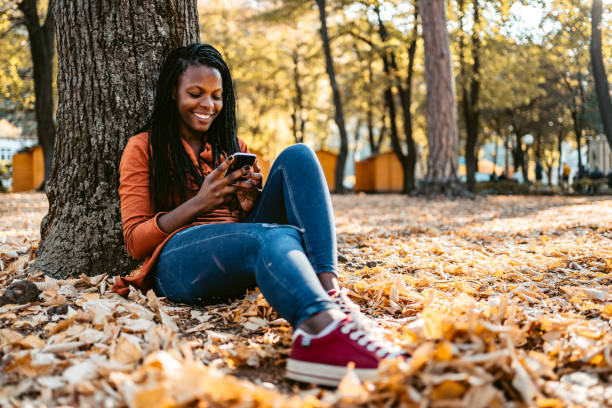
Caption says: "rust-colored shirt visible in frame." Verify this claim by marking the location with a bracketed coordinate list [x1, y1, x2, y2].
[111, 132, 256, 297]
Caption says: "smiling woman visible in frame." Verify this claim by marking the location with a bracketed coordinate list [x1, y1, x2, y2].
[112, 43, 406, 387]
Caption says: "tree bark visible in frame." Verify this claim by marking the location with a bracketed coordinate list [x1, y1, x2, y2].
[419, 0, 466, 196]
[18, 0, 55, 190]
[36, 0, 199, 279]
[315, 0, 349, 193]
[458, 0, 481, 193]
[590, 0, 612, 149]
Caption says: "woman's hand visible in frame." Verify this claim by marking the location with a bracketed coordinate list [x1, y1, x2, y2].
[157, 156, 251, 234]
[236, 171, 263, 214]
[194, 156, 252, 214]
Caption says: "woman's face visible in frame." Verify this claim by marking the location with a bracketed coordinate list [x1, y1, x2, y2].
[174, 64, 223, 139]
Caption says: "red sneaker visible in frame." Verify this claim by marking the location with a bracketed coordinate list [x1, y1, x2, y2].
[285, 317, 404, 386]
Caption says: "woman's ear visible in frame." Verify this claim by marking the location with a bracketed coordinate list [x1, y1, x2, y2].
[171, 87, 177, 100]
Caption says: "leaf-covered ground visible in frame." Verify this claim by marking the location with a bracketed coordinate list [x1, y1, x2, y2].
[1, 193, 611, 407]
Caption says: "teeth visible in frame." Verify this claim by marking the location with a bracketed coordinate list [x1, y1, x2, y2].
[195, 113, 213, 120]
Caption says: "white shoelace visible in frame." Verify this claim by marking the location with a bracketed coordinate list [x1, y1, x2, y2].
[329, 288, 377, 330]
[339, 319, 404, 359]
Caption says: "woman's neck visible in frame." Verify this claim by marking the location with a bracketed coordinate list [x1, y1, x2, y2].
[178, 124, 206, 152]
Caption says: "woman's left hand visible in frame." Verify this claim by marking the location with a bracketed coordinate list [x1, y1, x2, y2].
[236, 171, 263, 213]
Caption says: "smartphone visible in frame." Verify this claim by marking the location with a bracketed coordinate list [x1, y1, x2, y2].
[224, 152, 256, 177]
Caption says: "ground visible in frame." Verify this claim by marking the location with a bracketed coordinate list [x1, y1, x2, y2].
[1, 193, 611, 407]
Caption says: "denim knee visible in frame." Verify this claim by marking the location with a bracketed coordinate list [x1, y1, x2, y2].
[259, 226, 303, 259]
[278, 143, 317, 165]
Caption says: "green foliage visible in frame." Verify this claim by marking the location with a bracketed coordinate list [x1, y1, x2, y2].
[0, 1, 36, 134]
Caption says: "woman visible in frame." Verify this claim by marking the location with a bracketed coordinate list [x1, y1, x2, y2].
[112, 43, 402, 386]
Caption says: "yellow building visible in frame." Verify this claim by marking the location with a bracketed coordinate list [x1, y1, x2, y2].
[249, 150, 271, 184]
[315, 150, 337, 191]
[12, 145, 44, 192]
[355, 152, 403, 192]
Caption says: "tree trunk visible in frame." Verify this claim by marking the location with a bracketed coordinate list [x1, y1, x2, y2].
[375, 6, 418, 193]
[315, 0, 348, 193]
[590, 0, 612, 149]
[419, 0, 466, 196]
[36, 0, 199, 279]
[558, 128, 564, 184]
[399, 6, 419, 193]
[291, 48, 305, 144]
[18, 0, 56, 190]
[504, 133, 510, 177]
[458, 0, 481, 193]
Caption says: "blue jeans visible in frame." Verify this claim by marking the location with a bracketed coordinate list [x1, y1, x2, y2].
[153, 144, 339, 327]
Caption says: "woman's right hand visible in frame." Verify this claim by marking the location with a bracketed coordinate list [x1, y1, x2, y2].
[194, 155, 252, 214]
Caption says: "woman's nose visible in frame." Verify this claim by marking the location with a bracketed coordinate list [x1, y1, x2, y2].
[199, 96, 214, 110]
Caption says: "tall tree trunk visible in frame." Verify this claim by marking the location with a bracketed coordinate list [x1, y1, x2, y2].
[18, 0, 55, 190]
[399, 5, 419, 193]
[375, 6, 418, 193]
[291, 48, 305, 144]
[315, 0, 348, 193]
[590, 0, 612, 149]
[458, 0, 481, 193]
[36, 0, 199, 279]
[504, 133, 510, 177]
[419, 0, 465, 196]
[558, 128, 564, 184]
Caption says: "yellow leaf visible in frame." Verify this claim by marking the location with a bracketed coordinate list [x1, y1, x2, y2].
[431, 380, 466, 400]
[433, 341, 454, 361]
[536, 397, 565, 408]
[408, 342, 434, 372]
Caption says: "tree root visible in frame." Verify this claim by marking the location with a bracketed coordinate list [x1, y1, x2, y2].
[416, 180, 475, 199]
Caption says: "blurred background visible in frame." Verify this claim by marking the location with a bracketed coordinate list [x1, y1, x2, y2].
[1, 0, 611, 194]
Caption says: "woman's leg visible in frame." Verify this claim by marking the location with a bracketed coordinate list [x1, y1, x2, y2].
[247, 144, 338, 290]
[153, 222, 339, 327]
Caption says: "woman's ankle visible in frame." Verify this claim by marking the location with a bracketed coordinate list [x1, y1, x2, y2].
[297, 309, 345, 335]
[318, 272, 340, 292]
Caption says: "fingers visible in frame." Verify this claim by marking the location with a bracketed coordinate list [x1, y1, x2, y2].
[226, 165, 252, 183]
[212, 155, 236, 179]
[249, 172, 263, 185]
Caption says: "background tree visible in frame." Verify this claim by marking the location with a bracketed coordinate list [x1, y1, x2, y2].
[1, 0, 55, 188]
[419, 0, 464, 196]
[36, 0, 199, 278]
[0, 3, 35, 133]
[315, 0, 349, 193]
[590, 0, 612, 149]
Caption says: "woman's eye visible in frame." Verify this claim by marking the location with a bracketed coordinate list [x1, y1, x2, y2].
[188, 92, 200, 98]
[213, 94, 222, 100]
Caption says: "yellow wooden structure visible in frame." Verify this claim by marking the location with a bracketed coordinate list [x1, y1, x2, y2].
[355, 152, 403, 192]
[315, 150, 337, 191]
[249, 149, 271, 183]
[12, 145, 44, 192]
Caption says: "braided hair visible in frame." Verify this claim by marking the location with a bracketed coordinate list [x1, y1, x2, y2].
[142, 43, 240, 211]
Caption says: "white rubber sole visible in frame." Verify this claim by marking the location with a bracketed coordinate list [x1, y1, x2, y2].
[285, 359, 378, 386]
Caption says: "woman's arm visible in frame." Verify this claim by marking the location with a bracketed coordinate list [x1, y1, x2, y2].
[119, 136, 170, 259]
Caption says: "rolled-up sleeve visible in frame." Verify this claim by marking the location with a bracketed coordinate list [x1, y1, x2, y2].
[119, 135, 169, 260]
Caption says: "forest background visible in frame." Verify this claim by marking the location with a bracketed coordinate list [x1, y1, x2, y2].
[1, 0, 611, 194]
